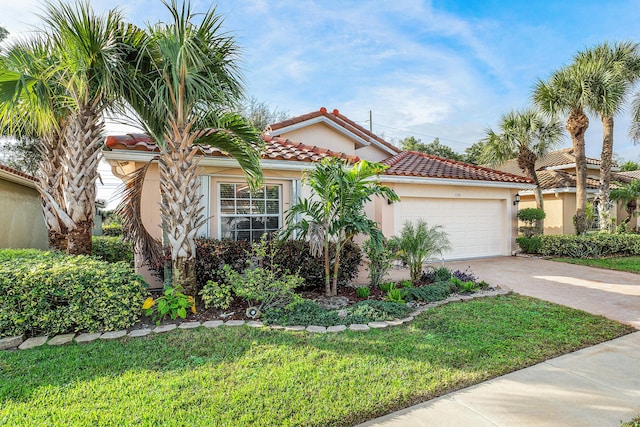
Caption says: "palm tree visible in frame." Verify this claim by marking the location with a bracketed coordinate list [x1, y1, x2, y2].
[533, 61, 600, 234]
[574, 42, 640, 231]
[120, 0, 263, 296]
[283, 158, 398, 296]
[610, 180, 640, 229]
[0, 1, 130, 254]
[480, 108, 564, 227]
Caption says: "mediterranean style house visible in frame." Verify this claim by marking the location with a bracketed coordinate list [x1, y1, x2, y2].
[103, 107, 532, 282]
[494, 148, 637, 234]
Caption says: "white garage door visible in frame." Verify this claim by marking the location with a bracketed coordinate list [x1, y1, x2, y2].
[395, 197, 507, 260]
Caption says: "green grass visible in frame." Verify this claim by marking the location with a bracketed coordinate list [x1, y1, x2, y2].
[0, 295, 632, 427]
[553, 256, 640, 273]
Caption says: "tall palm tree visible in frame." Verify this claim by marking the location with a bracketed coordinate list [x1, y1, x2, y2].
[481, 108, 564, 226]
[533, 61, 601, 234]
[0, 1, 130, 254]
[121, 0, 263, 296]
[574, 42, 640, 231]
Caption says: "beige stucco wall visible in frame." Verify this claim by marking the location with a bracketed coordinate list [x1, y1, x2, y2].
[355, 145, 393, 162]
[0, 177, 47, 249]
[279, 122, 357, 155]
[519, 194, 568, 235]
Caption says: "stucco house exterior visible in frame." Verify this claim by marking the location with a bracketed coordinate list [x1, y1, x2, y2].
[494, 148, 636, 235]
[103, 108, 532, 279]
[0, 164, 48, 249]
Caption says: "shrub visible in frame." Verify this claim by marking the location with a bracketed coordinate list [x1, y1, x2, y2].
[199, 281, 233, 310]
[434, 267, 452, 282]
[194, 238, 362, 293]
[516, 236, 542, 254]
[0, 249, 147, 338]
[406, 281, 453, 302]
[537, 233, 640, 258]
[389, 220, 451, 284]
[262, 299, 411, 327]
[102, 223, 123, 236]
[385, 287, 407, 303]
[356, 287, 370, 298]
[142, 286, 196, 325]
[451, 267, 478, 283]
[517, 208, 545, 237]
[92, 236, 134, 265]
[363, 237, 393, 289]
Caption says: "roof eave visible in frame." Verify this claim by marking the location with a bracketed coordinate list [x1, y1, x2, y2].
[379, 175, 535, 189]
[0, 168, 37, 189]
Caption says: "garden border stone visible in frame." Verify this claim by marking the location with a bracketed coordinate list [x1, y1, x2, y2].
[48, 334, 75, 346]
[19, 336, 48, 350]
[100, 330, 127, 340]
[75, 332, 102, 343]
[0, 335, 24, 350]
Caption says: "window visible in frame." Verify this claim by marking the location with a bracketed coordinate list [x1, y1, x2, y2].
[219, 183, 281, 241]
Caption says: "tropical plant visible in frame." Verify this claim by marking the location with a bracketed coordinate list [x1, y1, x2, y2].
[611, 180, 640, 228]
[574, 42, 640, 231]
[142, 286, 196, 325]
[480, 108, 563, 225]
[533, 61, 599, 234]
[283, 158, 399, 296]
[385, 287, 407, 303]
[389, 220, 451, 284]
[0, 2, 131, 254]
[119, 0, 263, 296]
[199, 280, 233, 310]
[363, 236, 393, 289]
[355, 286, 370, 298]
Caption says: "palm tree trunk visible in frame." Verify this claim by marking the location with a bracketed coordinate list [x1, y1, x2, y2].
[331, 239, 343, 296]
[159, 130, 205, 297]
[566, 108, 589, 234]
[324, 237, 331, 296]
[598, 115, 614, 232]
[519, 149, 545, 232]
[62, 106, 103, 255]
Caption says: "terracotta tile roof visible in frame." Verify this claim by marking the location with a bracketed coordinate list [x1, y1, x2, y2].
[536, 170, 601, 190]
[495, 148, 606, 176]
[381, 151, 533, 184]
[0, 163, 37, 182]
[267, 107, 401, 154]
[104, 133, 359, 163]
[616, 170, 640, 181]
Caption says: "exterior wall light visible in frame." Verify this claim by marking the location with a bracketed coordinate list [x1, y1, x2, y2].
[513, 193, 520, 206]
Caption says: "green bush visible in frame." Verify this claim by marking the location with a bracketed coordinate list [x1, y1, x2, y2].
[363, 237, 393, 288]
[406, 281, 454, 302]
[194, 238, 362, 293]
[200, 281, 233, 310]
[92, 236, 134, 265]
[517, 208, 545, 237]
[516, 236, 542, 254]
[537, 233, 640, 257]
[262, 299, 411, 327]
[0, 249, 147, 338]
[102, 223, 123, 236]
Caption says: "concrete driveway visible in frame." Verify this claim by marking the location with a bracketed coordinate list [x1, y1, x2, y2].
[444, 256, 640, 329]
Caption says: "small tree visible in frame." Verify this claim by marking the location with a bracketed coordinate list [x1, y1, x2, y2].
[363, 236, 393, 289]
[283, 158, 399, 296]
[389, 220, 451, 284]
[517, 208, 546, 237]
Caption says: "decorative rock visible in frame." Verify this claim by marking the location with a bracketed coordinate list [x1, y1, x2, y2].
[224, 320, 245, 327]
[19, 336, 48, 350]
[314, 296, 350, 310]
[178, 322, 201, 329]
[246, 321, 264, 328]
[75, 332, 102, 343]
[349, 324, 370, 332]
[399, 316, 414, 324]
[47, 333, 75, 346]
[129, 329, 152, 337]
[0, 335, 24, 350]
[368, 322, 388, 329]
[100, 330, 127, 340]
[326, 325, 347, 333]
[306, 325, 327, 333]
[385, 319, 404, 326]
[270, 325, 285, 330]
[459, 295, 474, 301]
[153, 324, 177, 334]
[283, 325, 305, 331]
[337, 309, 348, 319]
[202, 320, 224, 328]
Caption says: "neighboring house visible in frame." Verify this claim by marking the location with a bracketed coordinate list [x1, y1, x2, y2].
[494, 148, 632, 235]
[0, 164, 48, 249]
[103, 107, 531, 282]
[615, 170, 640, 231]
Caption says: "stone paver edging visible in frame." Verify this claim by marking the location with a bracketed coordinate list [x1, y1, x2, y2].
[1, 288, 511, 351]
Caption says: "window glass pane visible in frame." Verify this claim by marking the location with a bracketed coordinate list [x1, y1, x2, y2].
[236, 185, 251, 199]
[266, 200, 279, 214]
[251, 187, 265, 199]
[266, 186, 279, 200]
[219, 183, 282, 242]
[266, 217, 279, 229]
[220, 183, 235, 199]
[220, 199, 235, 214]
[252, 200, 266, 215]
[236, 200, 251, 215]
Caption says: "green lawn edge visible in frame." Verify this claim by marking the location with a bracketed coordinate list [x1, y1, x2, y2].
[0, 294, 634, 427]
[552, 256, 640, 274]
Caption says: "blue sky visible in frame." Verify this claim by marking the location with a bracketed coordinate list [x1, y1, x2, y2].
[3, 0, 640, 202]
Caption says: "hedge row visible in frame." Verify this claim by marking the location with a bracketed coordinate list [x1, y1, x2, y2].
[92, 236, 134, 265]
[0, 249, 147, 338]
[195, 238, 362, 293]
[518, 233, 640, 258]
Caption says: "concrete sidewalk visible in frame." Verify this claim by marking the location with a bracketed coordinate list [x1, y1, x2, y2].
[357, 257, 640, 426]
[357, 332, 640, 427]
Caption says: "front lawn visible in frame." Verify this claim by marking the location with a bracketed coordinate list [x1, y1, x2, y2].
[0, 295, 632, 427]
[552, 256, 640, 274]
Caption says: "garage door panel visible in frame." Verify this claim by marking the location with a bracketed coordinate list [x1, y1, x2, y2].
[396, 197, 506, 259]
